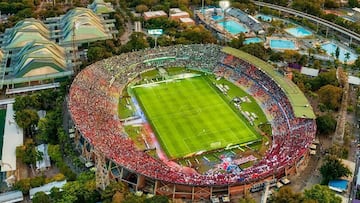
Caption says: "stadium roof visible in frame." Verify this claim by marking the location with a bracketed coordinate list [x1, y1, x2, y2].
[88, 0, 115, 14]
[60, 8, 113, 45]
[11, 41, 67, 78]
[1, 19, 50, 49]
[222, 47, 315, 119]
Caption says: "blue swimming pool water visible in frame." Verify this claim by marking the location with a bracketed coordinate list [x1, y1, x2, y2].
[285, 27, 312, 38]
[328, 179, 348, 191]
[255, 14, 272, 22]
[321, 42, 358, 63]
[218, 20, 248, 35]
[244, 37, 263, 44]
[212, 15, 223, 21]
[269, 39, 296, 50]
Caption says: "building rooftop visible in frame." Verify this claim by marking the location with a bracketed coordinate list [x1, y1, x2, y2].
[88, 0, 115, 14]
[144, 10, 167, 18]
[59, 8, 113, 45]
[180, 17, 194, 23]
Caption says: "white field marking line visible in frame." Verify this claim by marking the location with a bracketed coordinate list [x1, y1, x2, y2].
[182, 127, 233, 141]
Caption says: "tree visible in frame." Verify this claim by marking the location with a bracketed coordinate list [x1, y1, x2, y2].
[348, 0, 359, 7]
[179, 25, 217, 44]
[101, 181, 127, 203]
[324, 0, 339, 8]
[238, 194, 256, 203]
[317, 84, 342, 110]
[120, 32, 149, 53]
[14, 108, 39, 136]
[319, 156, 351, 184]
[16, 139, 40, 165]
[145, 195, 169, 203]
[241, 43, 268, 60]
[112, 191, 124, 203]
[316, 114, 337, 135]
[32, 191, 51, 203]
[122, 193, 145, 203]
[48, 144, 62, 163]
[344, 52, 350, 69]
[135, 4, 149, 14]
[353, 56, 360, 70]
[268, 187, 304, 203]
[87, 46, 106, 63]
[335, 46, 340, 59]
[312, 60, 322, 69]
[229, 33, 245, 49]
[283, 50, 301, 63]
[328, 144, 348, 159]
[54, 171, 100, 203]
[304, 184, 341, 203]
[14, 178, 31, 195]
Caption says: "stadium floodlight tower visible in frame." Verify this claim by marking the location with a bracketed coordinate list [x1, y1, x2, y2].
[219, 0, 230, 40]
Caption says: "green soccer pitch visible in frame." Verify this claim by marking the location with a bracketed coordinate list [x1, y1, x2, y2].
[132, 75, 260, 159]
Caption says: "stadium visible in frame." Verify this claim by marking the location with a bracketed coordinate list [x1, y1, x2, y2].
[67, 44, 316, 201]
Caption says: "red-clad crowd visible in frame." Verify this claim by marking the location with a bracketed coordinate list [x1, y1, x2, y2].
[68, 44, 316, 186]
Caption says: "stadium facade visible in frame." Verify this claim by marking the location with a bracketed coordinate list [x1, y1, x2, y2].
[66, 44, 316, 201]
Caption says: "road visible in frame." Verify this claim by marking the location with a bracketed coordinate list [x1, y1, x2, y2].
[253, 1, 360, 43]
[115, 0, 133, 45]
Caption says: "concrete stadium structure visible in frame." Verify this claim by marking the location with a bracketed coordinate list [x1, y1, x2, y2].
[67, 44, 316, 201]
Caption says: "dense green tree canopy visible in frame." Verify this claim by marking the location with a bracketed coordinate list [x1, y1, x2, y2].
[32, 191, 51, 203]
[268, 187, 304, 203]
[16, 139, 40, 165]
[317, 84, 342, 110]
[316, 114, 337, 135]
[240, 43, 268, 60]
[304, 184, 341, 203]
[319, 156, 351, 184]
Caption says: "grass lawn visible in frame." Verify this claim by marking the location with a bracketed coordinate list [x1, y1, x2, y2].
[132, 76, 260, 159]
[210, 77, 268, 127]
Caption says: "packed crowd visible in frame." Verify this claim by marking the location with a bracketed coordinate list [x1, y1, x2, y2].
[68, 44, 316, 186]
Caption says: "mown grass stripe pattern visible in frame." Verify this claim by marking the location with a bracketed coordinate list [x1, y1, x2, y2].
[133, 76, 258, 159]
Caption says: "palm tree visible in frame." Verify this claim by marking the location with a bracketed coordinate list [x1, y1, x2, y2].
[344, 52, 351, 70]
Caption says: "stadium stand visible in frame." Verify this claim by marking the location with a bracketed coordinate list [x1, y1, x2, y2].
[68, 44, 316, 188]
[226, 8, 263, 32]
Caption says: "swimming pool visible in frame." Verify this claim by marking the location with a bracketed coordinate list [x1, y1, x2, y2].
[212, 15, 223, 21]
[269, 39, 296, 50]
[244, 37, 263, 44]
[255, 14, 272, 22]
[285, 27, 312, 38]
[321, 42, 358, 63]
[218, 20, 248, 35]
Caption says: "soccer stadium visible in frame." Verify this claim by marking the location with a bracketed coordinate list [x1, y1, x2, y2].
[67, 44, 316, 201]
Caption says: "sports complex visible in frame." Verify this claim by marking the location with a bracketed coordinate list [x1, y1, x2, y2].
[67, 44, 316, 200]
